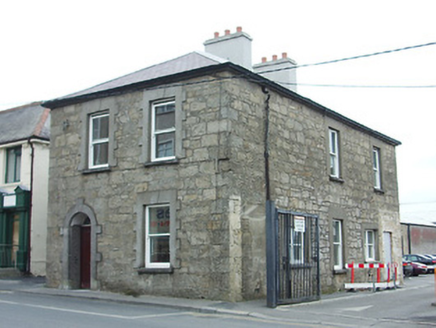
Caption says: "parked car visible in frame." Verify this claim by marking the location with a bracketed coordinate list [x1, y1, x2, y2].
[410, 262, 428, 276]
[403, 254, 435, 273]
[402, 261, 413, 277]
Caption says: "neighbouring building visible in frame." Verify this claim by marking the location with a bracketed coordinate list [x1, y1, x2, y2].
[42, 27, 402, 303]
[400, 202, 436, 255]
[0, 102, 50, 276]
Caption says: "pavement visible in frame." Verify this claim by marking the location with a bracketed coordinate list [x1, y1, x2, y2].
[0, 275, 404, 320]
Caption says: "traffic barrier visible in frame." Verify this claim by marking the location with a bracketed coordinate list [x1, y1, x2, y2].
[344, 262, 398, 291]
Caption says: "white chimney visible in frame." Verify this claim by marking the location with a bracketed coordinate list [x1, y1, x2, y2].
[204, 27, 253, 70]
[253, 52, 298, 92]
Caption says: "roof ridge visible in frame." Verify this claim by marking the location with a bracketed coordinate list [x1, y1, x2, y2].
[192, 50, 229, 63]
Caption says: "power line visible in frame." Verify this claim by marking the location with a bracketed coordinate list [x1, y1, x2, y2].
[282, 82, 436, 89]
[9, 41, 435, 108]
[259, 41, 436, 74]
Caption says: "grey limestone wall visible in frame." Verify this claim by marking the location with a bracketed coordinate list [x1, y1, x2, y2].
[223, 77, 402, 294]
[47, 71, 401, 301]
[47, 78, 244, 301]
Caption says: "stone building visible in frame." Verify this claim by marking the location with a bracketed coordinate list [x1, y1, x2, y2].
[0, 102, 50, 277]
[43, 28, 401, 303]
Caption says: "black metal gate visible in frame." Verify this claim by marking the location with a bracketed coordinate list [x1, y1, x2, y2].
[266, 202, 320, 307]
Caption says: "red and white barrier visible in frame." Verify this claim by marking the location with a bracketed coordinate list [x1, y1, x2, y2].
[346, 263, 386, 269]
[344, 262, 398, 290]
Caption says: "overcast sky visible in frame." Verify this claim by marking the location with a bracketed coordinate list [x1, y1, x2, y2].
[1, 0, 435, 212]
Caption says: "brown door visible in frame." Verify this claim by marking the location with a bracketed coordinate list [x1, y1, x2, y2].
[80, 225, 91, 289]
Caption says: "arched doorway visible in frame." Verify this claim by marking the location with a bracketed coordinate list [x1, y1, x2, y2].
[69, 214, 91, 289]
[63, 199, 101, 290]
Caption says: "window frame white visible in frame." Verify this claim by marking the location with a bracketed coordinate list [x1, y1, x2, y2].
[88, 112, 110, 169]
[145, 204, 171, 269]
[151, 100, 176, 162]
[329, 128, 340, 178]
[373, 147, 381, 189]
[332, 220, 343, 270]
[365, 230, 376, 261]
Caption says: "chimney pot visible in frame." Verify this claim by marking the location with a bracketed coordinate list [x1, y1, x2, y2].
[236, 26, 242, 33]
[272, 55, 278, 61]
[214, 32, 219, 38]
[225, 29, 230, 35]
[262, 57, 267, 63]
[282, 52, 287, 59]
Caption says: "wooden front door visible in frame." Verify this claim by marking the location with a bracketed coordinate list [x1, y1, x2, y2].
[80, 225, 91, 289]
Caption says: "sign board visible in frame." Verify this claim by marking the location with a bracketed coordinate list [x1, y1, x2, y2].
[294, 216, 305, 232]
[3, 194, 16, 207]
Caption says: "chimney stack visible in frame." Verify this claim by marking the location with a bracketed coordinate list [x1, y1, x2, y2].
[253, 53, 298, 92]
[204, 27, 297, 91]
[204, 27, 253, 70]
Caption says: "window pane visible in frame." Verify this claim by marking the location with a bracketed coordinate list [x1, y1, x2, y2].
[368, 246, 374, 259]
[6, 149, 15, 182]
[330, 155, 336, 176]
[148, 206, 170, 234]
[367, 231, 374, 244]
[374, 171, 380, 188]
[92, 115, 109, 140]
[373, 150, 378, 169]
[334, 244, 340, 266]
[330, 131, 336, 153]
[373, 148, 381, 188]
[15, 151, 21, 181]
[366, 230, 375, 260]
[155, 103, 175, 115]
[333, 221, 340, 243]
[156, 132, 175, 158]
[6, 147, 21, 183]
[93, 142, 109, 166]
[150, 236, 170, 263]
[333, 220, 342, 268]
[155, 107, 175, 131]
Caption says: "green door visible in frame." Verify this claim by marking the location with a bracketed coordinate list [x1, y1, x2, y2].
[0, 212, 19, 267]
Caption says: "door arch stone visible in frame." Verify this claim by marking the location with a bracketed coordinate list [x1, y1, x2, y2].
[62, 199, 101, 290]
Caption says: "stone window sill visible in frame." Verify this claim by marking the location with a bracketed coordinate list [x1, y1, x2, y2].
[137, 267, 174, 274]
[144, 159, 179, 167]
[82, 167, 111, 175]
[333, 269, 348, 275]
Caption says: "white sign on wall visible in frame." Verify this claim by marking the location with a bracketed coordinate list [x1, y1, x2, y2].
[294, 216, 305, 232]
[3, 194, 16, 207]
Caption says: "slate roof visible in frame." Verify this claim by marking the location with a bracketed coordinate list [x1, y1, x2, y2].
[61, 51, 227, 99]
[0, 102, 50, 145]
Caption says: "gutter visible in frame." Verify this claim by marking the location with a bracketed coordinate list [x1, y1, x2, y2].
[262, 86, 271, 201]
[0, 137, 50, 148]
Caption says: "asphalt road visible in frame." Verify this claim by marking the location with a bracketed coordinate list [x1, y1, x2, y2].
[0, 274, 435, 327]
[0, 291, 326, 328]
